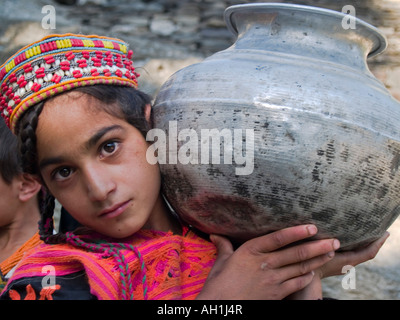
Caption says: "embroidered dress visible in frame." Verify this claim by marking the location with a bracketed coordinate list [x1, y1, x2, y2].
[0, 232, 42, 294]
[0, 227, 216, 300]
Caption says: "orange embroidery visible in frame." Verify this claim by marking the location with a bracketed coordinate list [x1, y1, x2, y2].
[9, 284, 36, 300]
[9, 284, 61, 300]
[0, 232, 42, 276]
[39, 285, 61, 300]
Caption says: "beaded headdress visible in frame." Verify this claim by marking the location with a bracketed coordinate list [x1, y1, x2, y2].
[0, 33, 139, 132]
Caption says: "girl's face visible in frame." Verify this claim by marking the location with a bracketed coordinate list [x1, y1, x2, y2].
[35, 92, 168, 238]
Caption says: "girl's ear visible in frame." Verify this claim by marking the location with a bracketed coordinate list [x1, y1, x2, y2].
[18, 173, 41, 202]
[144, 103, 152, 123]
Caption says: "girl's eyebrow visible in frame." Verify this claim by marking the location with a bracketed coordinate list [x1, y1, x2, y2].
[39, 124, 124, 170]
[85, 125, 123, 151]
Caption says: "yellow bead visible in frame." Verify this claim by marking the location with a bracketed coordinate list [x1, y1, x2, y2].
[5, 60, 15, 72]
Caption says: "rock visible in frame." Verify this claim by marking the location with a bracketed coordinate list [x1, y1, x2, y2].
[150, 15, 177, 36]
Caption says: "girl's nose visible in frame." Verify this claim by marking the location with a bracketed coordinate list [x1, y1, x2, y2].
[84, 164, 116, 202]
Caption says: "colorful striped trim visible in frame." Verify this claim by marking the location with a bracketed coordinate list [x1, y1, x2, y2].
[5, 229, 216, 300]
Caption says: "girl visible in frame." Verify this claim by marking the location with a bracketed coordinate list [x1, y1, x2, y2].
[0, 34, 387, 300]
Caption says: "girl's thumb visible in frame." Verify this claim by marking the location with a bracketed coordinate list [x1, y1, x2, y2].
[210, 234, 234, 259]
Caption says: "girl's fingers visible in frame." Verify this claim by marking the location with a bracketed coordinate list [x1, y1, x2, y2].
[278, 250, 335, 280]
[280, 271, 316, 295]
[267, 238, 340, 268]
[320, 231, 390, 278]
[245, 224, 319, 253]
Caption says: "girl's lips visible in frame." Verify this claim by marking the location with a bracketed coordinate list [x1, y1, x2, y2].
[99, 200, 132, 219]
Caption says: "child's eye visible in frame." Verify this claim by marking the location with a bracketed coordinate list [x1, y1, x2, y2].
[100, 141, 119, 157]
[53, 167, 73, 181]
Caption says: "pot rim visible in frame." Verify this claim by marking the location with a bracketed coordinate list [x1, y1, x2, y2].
[224, 3, 387, 58]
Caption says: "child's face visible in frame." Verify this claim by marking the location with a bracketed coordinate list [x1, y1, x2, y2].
[35, 92, 164, 238]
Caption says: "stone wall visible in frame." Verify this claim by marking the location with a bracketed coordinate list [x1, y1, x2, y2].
[1, 0, 399, 98]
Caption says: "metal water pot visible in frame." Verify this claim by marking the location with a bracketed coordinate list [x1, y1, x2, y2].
[152, 3, 400, 250]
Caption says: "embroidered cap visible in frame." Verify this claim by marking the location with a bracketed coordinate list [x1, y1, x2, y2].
[0, 33, 139, 132]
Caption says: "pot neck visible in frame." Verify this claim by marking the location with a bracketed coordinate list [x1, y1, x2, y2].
[224, 4, 387, 71]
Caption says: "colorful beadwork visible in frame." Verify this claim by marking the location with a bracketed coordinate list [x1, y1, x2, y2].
[0, 34, 139, 132]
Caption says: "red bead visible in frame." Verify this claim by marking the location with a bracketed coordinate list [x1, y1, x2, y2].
[9, 73, 17, 83]
[50, 41, 58, 51]
[73, 70, 82, 78]
[31, 83, 41, 92]
[0, 69, 7, 82]
[45, 56, 55, 64]
[40, 43, 47, 53]
[24, 66, 33, 73]
[17, 75, 25, 83]
[103, 69, 111, 77]
[112, 42, 120, 51]
[51, 74, 61, 83]
[94, 40, 104, 48]
[82, 51, 90, 59]
[60, 61, 70, 71]
[35, 67, 45, 78]
[66, 52, 75, 60]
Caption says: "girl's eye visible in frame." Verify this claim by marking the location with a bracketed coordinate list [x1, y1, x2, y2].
[103, 142, 116, 153]
[100, 141, 120, 157]
[53, 167, 73, 180]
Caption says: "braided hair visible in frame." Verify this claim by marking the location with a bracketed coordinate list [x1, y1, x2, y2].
[16, 85, 152, 243]
[16, 101, 58, 242]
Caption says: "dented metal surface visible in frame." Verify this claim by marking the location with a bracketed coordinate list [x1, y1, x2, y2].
[153, 3, 400, 250]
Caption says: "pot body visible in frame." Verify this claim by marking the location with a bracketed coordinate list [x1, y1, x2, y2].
[153, 3, 400, 249]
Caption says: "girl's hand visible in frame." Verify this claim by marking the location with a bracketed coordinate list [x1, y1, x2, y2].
[287, 231, 390, 300]
[316, 231, 390, 278]
[196, 224, 340, 300]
